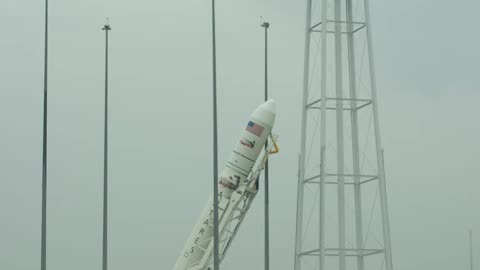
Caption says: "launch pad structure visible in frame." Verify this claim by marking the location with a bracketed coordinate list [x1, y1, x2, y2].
[294, 0, 393, 269]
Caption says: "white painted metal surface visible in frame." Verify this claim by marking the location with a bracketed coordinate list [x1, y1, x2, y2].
[173, 100, 277, 270]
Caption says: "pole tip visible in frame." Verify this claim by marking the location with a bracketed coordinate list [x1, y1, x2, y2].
[102, 18, 111, 30]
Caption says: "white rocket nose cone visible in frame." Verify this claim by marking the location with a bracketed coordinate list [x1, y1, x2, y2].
[251, 99, 276, 127]
[261, 99, 276, 114]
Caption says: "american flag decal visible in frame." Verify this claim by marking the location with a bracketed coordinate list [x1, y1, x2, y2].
[246, 121, 264, 137]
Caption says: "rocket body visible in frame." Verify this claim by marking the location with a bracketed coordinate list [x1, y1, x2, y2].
[173, 100, 276, 270]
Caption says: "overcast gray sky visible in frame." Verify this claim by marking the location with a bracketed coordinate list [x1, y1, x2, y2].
[0, 0, 479, 270]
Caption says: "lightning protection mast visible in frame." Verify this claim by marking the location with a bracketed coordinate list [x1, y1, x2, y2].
[294, 0, 393, 269]
[101, 21, 111, 270]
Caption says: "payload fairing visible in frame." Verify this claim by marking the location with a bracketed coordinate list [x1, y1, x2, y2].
[173, 100, 277, 270]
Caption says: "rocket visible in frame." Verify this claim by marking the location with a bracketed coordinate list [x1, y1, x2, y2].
[173, 100, 276, 270]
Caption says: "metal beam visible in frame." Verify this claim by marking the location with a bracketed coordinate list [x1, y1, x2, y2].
[317, 0, 329, 269]
[333, 0, 346, 268]
[345, 0, 366, 269]
[364, 0, 394, 266]
[294, 0, 313, 268]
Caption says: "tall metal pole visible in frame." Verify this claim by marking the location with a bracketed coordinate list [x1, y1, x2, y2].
[101, 22, 111, 270]
[41, 0, 48, 269]
[470, 230, 474, 270]
[211, 0, 220, 269]
[261, 21, 270, 270]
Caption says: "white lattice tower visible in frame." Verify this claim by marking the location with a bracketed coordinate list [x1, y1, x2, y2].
[294, 0, 393, 269]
